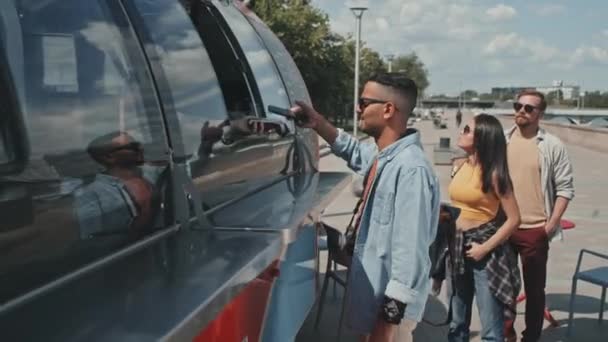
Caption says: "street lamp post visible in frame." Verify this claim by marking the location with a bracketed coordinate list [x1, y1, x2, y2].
[350, 5, 367, 137]
[386, 54, 394, 72]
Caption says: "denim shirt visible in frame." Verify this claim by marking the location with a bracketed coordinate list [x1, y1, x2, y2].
[331, 129, 440, 333]
[74, 174, 137, 240]
[505, 126, 575, 241]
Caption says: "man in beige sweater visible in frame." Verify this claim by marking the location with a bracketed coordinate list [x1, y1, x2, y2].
[504, 90, 575, 342]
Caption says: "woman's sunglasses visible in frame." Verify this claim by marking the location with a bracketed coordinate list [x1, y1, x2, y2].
[461, 124, 471, 135]
[513, 102, 539, 114]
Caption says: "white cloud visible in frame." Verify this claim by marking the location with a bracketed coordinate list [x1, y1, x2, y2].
[376, 17, 389, 31]
[483, 33, 519, 55]
[486, 4, 517, 21]
[484, 33, 559, 63]
[327, 0, 490, 43]
[571, 46, 608, 65]
[399, 2, 423, 21]
[345, 0, 370, 8]
[312, 0, 606, 93]
[485, 60, 506, 73]
[535, 4, 566, 16]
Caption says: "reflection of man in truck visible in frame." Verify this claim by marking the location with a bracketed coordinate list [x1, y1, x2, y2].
[74, 131, 154, 239]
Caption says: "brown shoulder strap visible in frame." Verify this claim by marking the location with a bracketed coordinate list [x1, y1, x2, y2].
[450, 159, 466, 178]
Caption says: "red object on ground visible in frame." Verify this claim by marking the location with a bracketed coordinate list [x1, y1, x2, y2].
[561, 219, 576, 230]
[516, 293, 560, 327]
[195, 260, 280, 342]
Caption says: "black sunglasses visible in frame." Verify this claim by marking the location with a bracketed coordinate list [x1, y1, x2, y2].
[461, 124, 471, 135]
[106, 141, 142, 154]
[358, 97, 388, 110]
[513, 102, 539, 114]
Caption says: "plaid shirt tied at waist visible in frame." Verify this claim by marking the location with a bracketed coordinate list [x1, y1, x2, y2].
[449, 221, 521, 319]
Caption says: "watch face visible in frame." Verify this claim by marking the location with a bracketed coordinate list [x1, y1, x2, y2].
[383, 297, 406, 324]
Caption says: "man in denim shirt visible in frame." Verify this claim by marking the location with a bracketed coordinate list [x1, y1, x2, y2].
[292, 73, 440, 341]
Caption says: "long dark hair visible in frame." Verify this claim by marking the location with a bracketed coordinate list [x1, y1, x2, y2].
[473, 114, 513, 195]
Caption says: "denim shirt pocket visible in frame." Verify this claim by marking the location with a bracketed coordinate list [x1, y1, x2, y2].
[370, 191, 395, 257]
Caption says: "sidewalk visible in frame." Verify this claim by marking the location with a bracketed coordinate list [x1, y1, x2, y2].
[297, 112, 608, 342]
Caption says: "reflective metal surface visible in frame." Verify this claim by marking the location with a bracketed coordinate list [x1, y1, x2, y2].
[0, 229, 281, 341]
[262, 172, 353, 342]
[0, 0, 170, 305]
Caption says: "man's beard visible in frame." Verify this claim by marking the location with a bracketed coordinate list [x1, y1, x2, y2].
[359, 122, 381, 138]
[515, 116, 530, 127]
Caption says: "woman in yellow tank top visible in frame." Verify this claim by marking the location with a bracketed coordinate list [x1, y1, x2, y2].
[446, 114, 521, 342]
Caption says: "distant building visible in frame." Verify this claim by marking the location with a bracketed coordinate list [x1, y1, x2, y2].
[491, 83, 581, 100]
[536, 85, 580, 100]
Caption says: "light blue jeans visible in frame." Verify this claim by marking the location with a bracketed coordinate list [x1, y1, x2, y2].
[447, 257, 504, 342]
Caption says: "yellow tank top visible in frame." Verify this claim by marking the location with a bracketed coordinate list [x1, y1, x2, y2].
[448, 162, 500, 221]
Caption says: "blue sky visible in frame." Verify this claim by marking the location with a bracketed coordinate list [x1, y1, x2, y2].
[310, 0, 608, 95]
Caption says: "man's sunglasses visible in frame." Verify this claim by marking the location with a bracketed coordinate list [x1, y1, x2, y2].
[358, 97, 388, 110]
[513, 102, 539, 114]
[106, 141, 142, 154]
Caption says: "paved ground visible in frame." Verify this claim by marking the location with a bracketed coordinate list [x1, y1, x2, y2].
[296, 111, 608, 342]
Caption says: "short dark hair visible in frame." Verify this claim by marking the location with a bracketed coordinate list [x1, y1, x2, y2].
[368, 72, 418, 113]
[87, 131, 129, 164]
[517, 89, 547, 111]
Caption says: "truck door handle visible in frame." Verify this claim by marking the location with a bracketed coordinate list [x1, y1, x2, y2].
[267, 105, 308, 126]
[246, 117, 291, 137]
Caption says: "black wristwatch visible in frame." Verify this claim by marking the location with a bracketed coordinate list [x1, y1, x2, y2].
[381, 296, 406, 324]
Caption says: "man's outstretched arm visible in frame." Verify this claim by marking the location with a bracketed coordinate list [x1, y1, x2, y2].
[291, 101, 376, 173]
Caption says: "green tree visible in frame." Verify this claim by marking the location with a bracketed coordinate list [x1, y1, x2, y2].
[460, 89, 478, 100]
[479, 93, 494, 100]
[392, 53, 430, 96]
[584, 91, 608, 108]
[253, 0, 333, 105]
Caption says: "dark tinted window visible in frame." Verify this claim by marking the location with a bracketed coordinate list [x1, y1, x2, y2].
[185, 1, 261, 118]
[128, 0, 228, 157]
[213, 1, 291, 117]
[0, 0, 168, 304]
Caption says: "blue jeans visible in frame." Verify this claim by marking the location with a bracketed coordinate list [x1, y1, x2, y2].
[448, 257, 504, 342]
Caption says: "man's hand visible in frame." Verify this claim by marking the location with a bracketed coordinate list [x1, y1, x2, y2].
[200, 121, 224, 143]
[369, 320, 398, 342]
[544, 222, 557, 237]
[465, 242, 490, 261]
[290, 101, 323, 129]
[291, 100, 339, 144]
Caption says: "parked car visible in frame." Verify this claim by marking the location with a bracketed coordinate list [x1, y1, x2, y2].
[0, 1, 349, 341]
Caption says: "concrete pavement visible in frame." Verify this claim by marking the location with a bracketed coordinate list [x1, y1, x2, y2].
[296, 111, 608, 342]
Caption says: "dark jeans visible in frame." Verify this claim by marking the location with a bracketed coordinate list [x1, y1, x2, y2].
[505, 227, 549, 342]
[448, 257, 505, 342]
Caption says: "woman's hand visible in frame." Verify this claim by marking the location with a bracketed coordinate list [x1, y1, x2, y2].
[466, 242, 490, 261]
